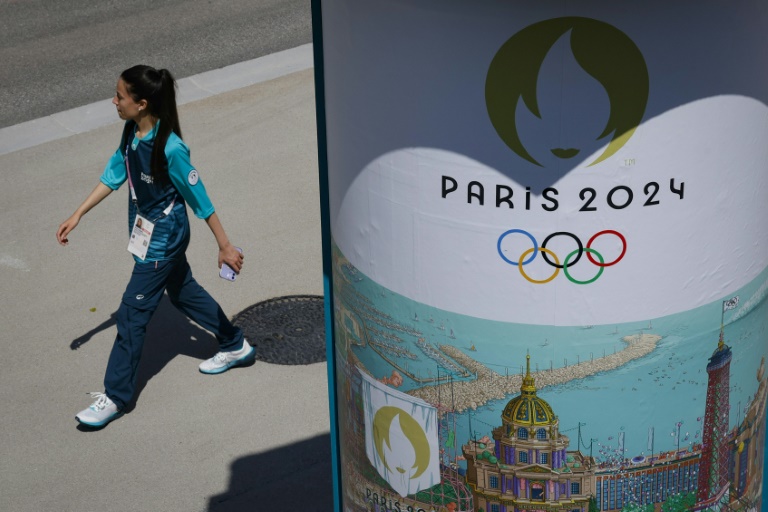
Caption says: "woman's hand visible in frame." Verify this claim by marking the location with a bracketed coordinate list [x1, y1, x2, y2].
[57, 183, 113, 246]
[205, 212, 244, 273]
[56, 214, 81, 246]
[219, 244, 244, 274]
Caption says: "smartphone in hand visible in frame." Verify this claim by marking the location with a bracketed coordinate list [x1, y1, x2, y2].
[219, 247, 242, 282]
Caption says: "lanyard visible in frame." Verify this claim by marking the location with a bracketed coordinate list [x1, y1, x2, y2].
[124, 144, 175, 221]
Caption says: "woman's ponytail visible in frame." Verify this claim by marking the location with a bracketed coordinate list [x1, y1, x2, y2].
[150, 68, 181, 184]
[120, 65, 183, 185]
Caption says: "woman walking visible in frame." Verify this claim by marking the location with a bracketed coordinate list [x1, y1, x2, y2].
[57, 65, 254, 428]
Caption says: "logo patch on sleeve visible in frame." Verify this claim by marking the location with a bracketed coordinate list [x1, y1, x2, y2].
[188, 169, 199, 186]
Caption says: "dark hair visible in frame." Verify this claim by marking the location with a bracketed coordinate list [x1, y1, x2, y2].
[120, 65, 182, 184]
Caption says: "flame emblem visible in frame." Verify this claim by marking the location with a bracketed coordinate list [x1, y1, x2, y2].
[486, 17, 649, 167]
[373, 406, 431, 496]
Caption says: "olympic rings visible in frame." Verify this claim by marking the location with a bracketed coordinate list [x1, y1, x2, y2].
[564, 247, 604, 284]
[586, 230, 627, 267]
[542, 232, 583, 268]
[518, 247, 560, 284]
[497, 229, 538, 266]
[497, 228, 626, 284]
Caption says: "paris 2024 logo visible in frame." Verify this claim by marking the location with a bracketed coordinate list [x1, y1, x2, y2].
[484, 17, 656, 285]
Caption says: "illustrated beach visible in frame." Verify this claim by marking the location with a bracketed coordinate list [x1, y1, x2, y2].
[407, 333, 660, 414]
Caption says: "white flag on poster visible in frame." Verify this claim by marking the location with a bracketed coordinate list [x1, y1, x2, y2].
[359, 368, 440, 497]
[723, 296, 740, 311]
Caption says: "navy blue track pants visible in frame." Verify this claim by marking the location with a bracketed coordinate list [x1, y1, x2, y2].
[104, 255, 243, 409]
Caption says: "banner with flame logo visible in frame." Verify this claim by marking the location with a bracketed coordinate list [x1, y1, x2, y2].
[359, 369, 440, 497]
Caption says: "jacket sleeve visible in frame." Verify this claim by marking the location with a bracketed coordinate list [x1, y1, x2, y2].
[166, 138, 216, 219]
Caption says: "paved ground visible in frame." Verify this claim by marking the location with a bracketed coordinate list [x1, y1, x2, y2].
[0, 0, 312, 128]
[0, 51, 331, 511]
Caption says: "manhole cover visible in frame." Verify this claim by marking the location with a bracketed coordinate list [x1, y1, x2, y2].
[233, 295, 326, 365]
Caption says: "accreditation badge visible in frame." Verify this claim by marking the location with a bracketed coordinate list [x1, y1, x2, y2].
[127, 214, 154, 261]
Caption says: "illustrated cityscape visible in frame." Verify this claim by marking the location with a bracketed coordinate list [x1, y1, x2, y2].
[331, 245, 768, 512]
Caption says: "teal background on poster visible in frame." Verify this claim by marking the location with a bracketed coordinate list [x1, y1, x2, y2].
[335, 251, 767, 463]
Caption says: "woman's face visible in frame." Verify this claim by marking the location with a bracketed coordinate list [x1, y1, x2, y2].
[112, 78, 146, 121]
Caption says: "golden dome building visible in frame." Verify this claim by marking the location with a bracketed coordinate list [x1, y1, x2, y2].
[463, 355, 595, 512]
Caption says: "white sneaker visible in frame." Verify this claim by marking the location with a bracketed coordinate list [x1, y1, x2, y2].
[76, 392, 123, 428]
[199, 339, 255, 374]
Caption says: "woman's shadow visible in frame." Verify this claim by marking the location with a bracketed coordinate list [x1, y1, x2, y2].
[70, 295, 218, 417]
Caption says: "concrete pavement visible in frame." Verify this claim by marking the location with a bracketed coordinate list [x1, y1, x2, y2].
[0, 49, 331, 511]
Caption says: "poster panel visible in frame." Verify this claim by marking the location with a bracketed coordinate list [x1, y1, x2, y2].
[319, 1, 768, 511]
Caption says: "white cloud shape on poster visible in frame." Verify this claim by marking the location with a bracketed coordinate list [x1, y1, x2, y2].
[333, 96, 768, 325]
